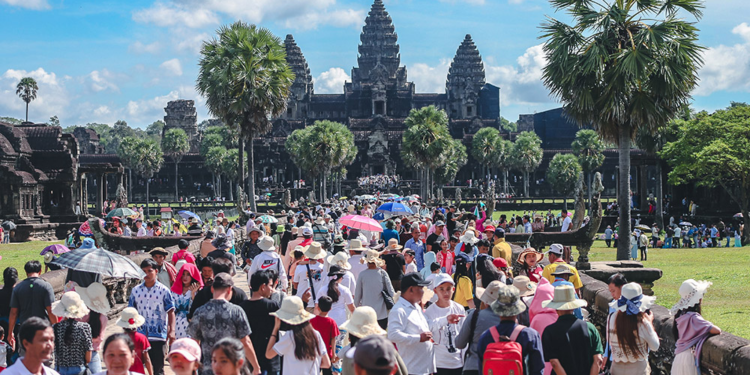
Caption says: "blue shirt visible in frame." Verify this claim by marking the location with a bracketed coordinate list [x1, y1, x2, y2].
[477, 321, 545, 375]
[404, 238, 426, 270]
[382, 229, 400, 244]
[129, 282, 175, 341]
[604, 228, 613, 239]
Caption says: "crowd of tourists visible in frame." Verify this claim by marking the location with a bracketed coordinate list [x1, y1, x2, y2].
[0, 199, 726, 375]
[357, 175, 400, 191]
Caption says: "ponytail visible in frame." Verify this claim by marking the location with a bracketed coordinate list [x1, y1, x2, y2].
[327, 275, 342, 303]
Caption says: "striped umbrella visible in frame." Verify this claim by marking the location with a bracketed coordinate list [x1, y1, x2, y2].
[51, 247, 145, 279]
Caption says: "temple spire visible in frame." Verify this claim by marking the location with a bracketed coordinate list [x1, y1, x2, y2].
[353, 0, 401, 83]
[284, 34, 313, 96]
[446, 34, 486, 118]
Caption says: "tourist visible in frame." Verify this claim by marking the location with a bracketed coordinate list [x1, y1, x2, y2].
[638, 230, 649, 261]
[247, 236, 288, 293]
[242, 270, 281, 375]
[387, 273, 463, 375]
[604, 226, 613, 247]
[190, 256, 247, 319]
[8, 261, 56, 350]
[381, 220, 400, 245]
[241, 228, 264, 268]
[476, 285, 545, 375]
[187, 218, 203, 236]
[207, 236, 238, 274]
[167, 339, 201, 375]
[129, 258, 176, 375]
[527, 278, 556, 375]
[51, 292, 93, 375]
[452, 253, 475, 309]
[286, 227, 312, 271]
[381, 239, 406, 290]
[404, 249, 418, 274]
[293, 242, 328, 312]
[171, 263, 202, 339]
[424, 274, 466, 375]
[348, 336, 399, 375]
[491, 228, 512, 265]
[420, 249, 438, 281]
[172, 223, 182, 237]
[0, 267, 19, 324]
[110, 217, 123, 235]
[354, 250, 395, 329]
[3, 317, 56, 375]
[116, 308, 152, 375]
[149, 248, 176, 287]
[210, 338, 250, 375]
[312, 217, 331, 251]
[516, 248, 543, 283]
[425, 221, 445, 253]
[339, 307, 406, 375]
[0, 326, 8, 373]
[670, 279, 722, 375]
[316, 265, 355, 326]
[172, 239, 197, 267]
[630, 231, 639, 260]
[310, 296, 340, 375]
[436, 237, 455, 274]
[482, 225, 495, 243]
[189, 273, 261, 375]
[97, 333, 141, 375]
[607, 283, 659, 374]
[512, 276, 536, 326]
[455, 281, 502, 375]
[492, 258, 513, 284]
[266, 296, 331, 374]
[326, 252, 356, 292]
[541, 285, 603, 375]
[560, 209, 572, 232]
[540, 244, 583, 292]
[76, 282, 110, 374]
[601, 273, 628, 369]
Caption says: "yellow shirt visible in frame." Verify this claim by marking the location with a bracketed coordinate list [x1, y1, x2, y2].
[541, 261, 583, 289]
[452, 275, 473, 307]
[491, 238, 512, 265]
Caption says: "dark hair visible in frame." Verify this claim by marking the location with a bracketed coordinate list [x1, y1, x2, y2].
[290, 321, 322, 361]
[62, 318, 78, 345]
[211, 258, 233, 275]
[452, 256, 471, 299]
[102, 332, 135, 356]
[24, 260, 42, 274]
[476, 240, 490, 249]
[0, 325, 5, 339]
[614, 312, 646, 360]
[477, 258, 502, 285]
[430, 263, 441, 272]
[318, 295, 333, 312]
[250, 270, 273, 292]
[178, 239, 190, 249]
[140, 258, 158, 270]
[672, 303, 702, 340]
[449, 236, 459, 243]
[293, 250, 305, 260]
[326, 275, 342, 303]
[608, 273, 628, 287]
[212, 338, 248, 375]
[199, 257, 214, 270]
[20, 317, 50, 350]
[3, 267, 19, 286]
[88, 311, 103, 338]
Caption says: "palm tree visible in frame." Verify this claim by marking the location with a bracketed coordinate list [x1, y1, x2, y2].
[161, 128, 190, 201]
[471, 127, 500, 181]
[540, 0, 704, 260]
[402, 106, 452, 199]
[204, 146, 227, 198]
[546, 153, 582, 209]
[117, 137, 139, 201]
[196, 21, 294, 212]
[571, 129, 605, 207]
[494, 138, 513, 195]
[16, 77, 38, 122]
[130, 138, 164, 219]
[510, 131, 543, 197]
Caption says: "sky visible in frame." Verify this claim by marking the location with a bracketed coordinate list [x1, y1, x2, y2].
[1, 0, 750, 129]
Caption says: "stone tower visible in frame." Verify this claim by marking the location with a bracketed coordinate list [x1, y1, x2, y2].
[163, 100, 200, 153]
[283, 34, 313, 119]
[351, 0, 408, 89]
[446, 34, 486, 119]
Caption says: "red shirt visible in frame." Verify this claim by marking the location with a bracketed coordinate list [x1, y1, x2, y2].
[127, 331, 151, 374]
[310, 315, 339, 359]
[171, 249, 196, 265]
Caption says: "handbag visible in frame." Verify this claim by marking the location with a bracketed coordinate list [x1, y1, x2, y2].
[380, 270, 395, 309]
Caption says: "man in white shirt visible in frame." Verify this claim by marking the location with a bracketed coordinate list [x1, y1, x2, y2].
[247, 236, 288, 292]
[561, 209, 573, 232]
[4, 317, 59, 375]
[387, 273, 462, 375]
[136, 219, 147, 237]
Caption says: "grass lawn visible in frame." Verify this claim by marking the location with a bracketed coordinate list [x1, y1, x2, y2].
[575, 240, 750, 339]
[0, 240, 64, 284]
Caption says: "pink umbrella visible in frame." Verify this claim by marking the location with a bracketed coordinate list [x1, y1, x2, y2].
[40, 244, 70, 255]
[339, 214, 383, 233]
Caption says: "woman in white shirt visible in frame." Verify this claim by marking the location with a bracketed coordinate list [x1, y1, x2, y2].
[266, 296, 331, 375]
[316, 266, 356, 325]
[607, 283, 660, 375]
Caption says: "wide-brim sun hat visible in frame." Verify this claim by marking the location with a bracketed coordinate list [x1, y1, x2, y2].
[359, 249, 385, 267]
[348, 239, 368, 252]
[542, 285, 588, 310]
[385, 238, 403, 251]
[516, 248, 544, 265]
[478, 280, 505, 305]
[258, 236, 276, 252]
[512, 276, 537, 297]
[490, 285, 527, 317]
[77, 282, 111, 314]
[117, 307, 146, 329]
[304, 242, 327, 260]
[617, 282, 656, 315]
[326, 251, 352, 270]
[459, 231, 479, 245]
[670, 279, 712, 315]
[270, 296, 314, 325]
[51, 291, 90, 319]
[340, 306, 387, 338]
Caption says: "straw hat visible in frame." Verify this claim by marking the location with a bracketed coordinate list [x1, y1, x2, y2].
[117, 307, 146, 329]
[43, 252, 55, 263]
[77, 282, 111, 314]
[270, 296, 314, 325]
[348, 239, 368, 253]
[542, 285, 588, 310]
[258, 236, 276, 252]
[459, 231, 479, 245]
[477, 280, 505, 305]
[490, 285, 527, 317]
[516, 248, 544, 265]
[326, 251, 352, 270]
[670, 279, 712, 315]
[551, 264, 574, 277]
[617, 282, 656, 315]
[304, 242, 326, 260]
[385, 238, 403, 252]
[291, 227, 299, 235]
[315, 217, 326, 225]
[359, 249, 385, 267]
[340, 306, 387, 337]
[512, 276, 537, 297]
[51, 291, 90, 319]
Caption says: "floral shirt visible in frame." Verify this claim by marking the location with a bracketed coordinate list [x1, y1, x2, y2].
[128, 282, 175, 341]
[53, 320, 93, 367]
[188, 299, 252, 375]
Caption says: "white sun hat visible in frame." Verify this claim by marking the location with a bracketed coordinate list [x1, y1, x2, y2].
[670, 279, 712, 315]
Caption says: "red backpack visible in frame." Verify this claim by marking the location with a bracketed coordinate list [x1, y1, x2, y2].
[482, 324, 525, 375]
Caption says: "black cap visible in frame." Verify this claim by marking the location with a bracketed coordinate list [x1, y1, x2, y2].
[401, 272, 430, 290]
[351, 335, 397, 372]
[495, 227, 506, 237]
[328, 265, 346, 277]
[213, 272, 234, 289]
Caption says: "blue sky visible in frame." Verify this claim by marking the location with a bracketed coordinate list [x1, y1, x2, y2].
[1, 0, 749, 128]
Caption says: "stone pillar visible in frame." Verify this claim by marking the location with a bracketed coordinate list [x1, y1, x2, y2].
[96, 173, 104, 215]
[639, 166, 648, 209]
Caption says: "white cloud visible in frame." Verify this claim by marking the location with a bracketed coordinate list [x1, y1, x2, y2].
[93, 105, 111, 116]
[126, 86, 202, 124]
[160, 58, 183, 76]
[508, 0, 525, 4]
[1, 0, 49, 10]
[314, 68, 350, 94]
[175, 32, 210, 55]
[694, 23, 750, 96]
[132, 2, 219, 28]
[281, 8, 365, 30]
[439, 0, 485, 5]
[87, 69, 119, 92]
[410, 59, 451, 93]
[0, 68, 71, 122]
[129, 41, 162, 54]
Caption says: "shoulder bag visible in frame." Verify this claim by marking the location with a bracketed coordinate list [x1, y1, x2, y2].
[380, 269, 395, 309]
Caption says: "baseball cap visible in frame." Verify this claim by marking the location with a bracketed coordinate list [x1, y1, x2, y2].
[546, 244, 564, 256]
[429, 273, 455, 290]
[435, 220, 445, 227]
[494, 227, 505, 237]
[168, 338, 201, 362]
[301, 227, 313, 236]
[401, 272, 430, 290]
[212, 272, 234, 289]
[484, 225, 496, 233]
[349, 335, 397, 372]
[493, 258, 508, 269]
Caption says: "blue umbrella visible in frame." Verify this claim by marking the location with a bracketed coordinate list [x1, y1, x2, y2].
[178, 210, 202, 223]
[376, 202, 413, 215]
[373, 212, 385, 221]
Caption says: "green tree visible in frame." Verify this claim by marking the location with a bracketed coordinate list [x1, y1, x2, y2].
[472, 127, 500, 181]
[204, 146, 227, 197]
[16, 77, 38, 122]
[435, 139, 468, 186]
[546, 153, 582, 209]
[200, 133, 224, 157]
[197, 21, 294, 211]
[162, 128, 190, 201]
[540, 0, 704, 260]
[494, 138, 513, 194]
[221, 148, 246, 201]
[146, 120, 165, 142]
[499, 117, 518, 134]
[108, 120, 137, 154]
[571, 129, 605, 206]
[662, 105, 750, 243]
[401, 106, 452, 199]
[130, 138, 163, 218]
[636, 117, 681, 229]
[117, 137, 140, 200]
[510, 131, 543, 197]
[48, 116, 60, 127]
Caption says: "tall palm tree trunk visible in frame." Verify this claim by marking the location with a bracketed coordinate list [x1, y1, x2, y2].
[145, 180, 150, 221]
[247, 139, 257, 211]
[212, 173, 218, 197]
[128, 169, 133, 201]
[25, 102, 29, 122]
[503, 170, 508, 195]
[238, 139, 245, 203]
[655, 162, 664, 230]
[174, 161, 179, 201]
[587, 171, 593, 215]
[229, 179, 234, 201]
[523, 171, 530, 197]
[617, 126, 633, 260]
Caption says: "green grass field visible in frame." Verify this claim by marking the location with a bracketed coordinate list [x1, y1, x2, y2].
[576, 240, 750, 339]
[0, 240, 64, 283]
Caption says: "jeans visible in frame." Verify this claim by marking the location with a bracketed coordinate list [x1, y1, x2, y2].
[640, 247, 647, 261]
[149, 340, 168, 375]
[663, 237, 672, 248]
[88, 351, 102, 374]
[56, 365, 86, 375]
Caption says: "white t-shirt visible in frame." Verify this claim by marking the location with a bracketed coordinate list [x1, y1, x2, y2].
[3, 359, 61, 375]
[294, 261, 327, 307]
[424, 301, 466, 369]
[561, 217, 572, 232]
[341, 271, 356, 294]
[406, 261, 418, 274]
[316, 284, 354, 325]
[274, 329, 327, 375]
[348, 254, 367, 281]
